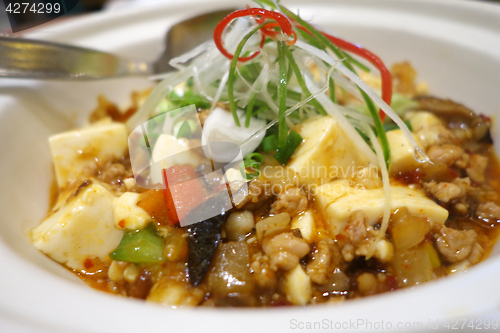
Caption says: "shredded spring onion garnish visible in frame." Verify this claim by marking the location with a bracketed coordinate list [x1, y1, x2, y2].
[128, 3, 431, 244]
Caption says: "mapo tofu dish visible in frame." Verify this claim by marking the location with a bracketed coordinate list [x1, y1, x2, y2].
[32, 3, 500, 307]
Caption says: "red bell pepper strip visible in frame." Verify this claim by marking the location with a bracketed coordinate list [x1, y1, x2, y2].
[162, 165, 206, 225]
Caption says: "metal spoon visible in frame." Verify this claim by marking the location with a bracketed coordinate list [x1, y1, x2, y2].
[0, 9, 234, 80]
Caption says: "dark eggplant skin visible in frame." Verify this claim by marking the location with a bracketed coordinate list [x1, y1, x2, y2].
[184, 192, 232, 286]
[414, 96, 492, 143]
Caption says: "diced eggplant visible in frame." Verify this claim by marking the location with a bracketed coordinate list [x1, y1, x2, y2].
[208, 242, 254, 298]
[185, 192, 231, 286]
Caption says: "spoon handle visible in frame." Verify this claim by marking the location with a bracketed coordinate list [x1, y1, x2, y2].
[0, 37, 153, 80]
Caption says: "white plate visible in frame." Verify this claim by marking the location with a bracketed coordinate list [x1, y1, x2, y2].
[1, 0, 500, 332]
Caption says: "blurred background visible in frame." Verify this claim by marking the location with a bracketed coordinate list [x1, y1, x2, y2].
[1, 0, 500, 34]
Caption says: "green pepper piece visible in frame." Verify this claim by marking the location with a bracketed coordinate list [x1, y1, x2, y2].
[110, 224, 165, 263]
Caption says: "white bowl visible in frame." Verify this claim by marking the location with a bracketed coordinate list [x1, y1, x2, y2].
[1, 0, 500, 331]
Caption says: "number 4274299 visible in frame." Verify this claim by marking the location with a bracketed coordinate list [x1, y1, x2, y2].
[5, 2, 61, 14]
[443, 319, 498, 330]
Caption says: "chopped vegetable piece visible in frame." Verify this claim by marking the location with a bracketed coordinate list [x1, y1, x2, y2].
[391, 215, 430, 250]
[207, 242, 254, 298]
[162, 165, 206, 225]
[241, 152, 264, 180]
[185, 193, 230, 286]
[261, 135, 277, 152]
[162, 168, 179, 224]
[392, 247, 434, 287]
[423, 242, 441, 269]
[163, 228, 188, 262]
[137, 189, 170, 225]
[110, 224, 165, 264]
[274, 131, 303, 165]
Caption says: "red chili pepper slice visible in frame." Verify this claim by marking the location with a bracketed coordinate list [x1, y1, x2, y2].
[214, 8, 392, 120]
[214, 8, 294, 62]
[323, 31, 392, 122]
[297, 26, 392, 122]
[260, 22, 297, 45]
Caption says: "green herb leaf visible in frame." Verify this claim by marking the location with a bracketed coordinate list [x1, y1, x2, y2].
[274, 130, 303, 165]
[110, 224, 165, 264]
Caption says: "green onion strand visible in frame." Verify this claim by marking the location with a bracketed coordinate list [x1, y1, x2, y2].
[245, 92, 258, 128]
[274, 130, 303, 165]
[285, 47, 327, 115]
[329, 78, 336, 103]
[228, 23, 266, 127]
[277, 40, 289, 148]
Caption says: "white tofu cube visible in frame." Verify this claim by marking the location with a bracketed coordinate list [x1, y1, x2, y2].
[149, 134, 202, 185]
[288, 116, 371, 185]
[49, 122, 128, 188]
[114, 192, 151, 230]
[291, 210, 315, 242]
[224, 167, 245, 183]
[405, 111, 449, 148]
[201, 107, 266, 162]
[147, 280, 204, 306]
[386, 129, 425, 175]
[283, 264, 311, 306]
[31, 179, 124, 271]
[315, 180, 448, 235]
[405, 111, 443, 132]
